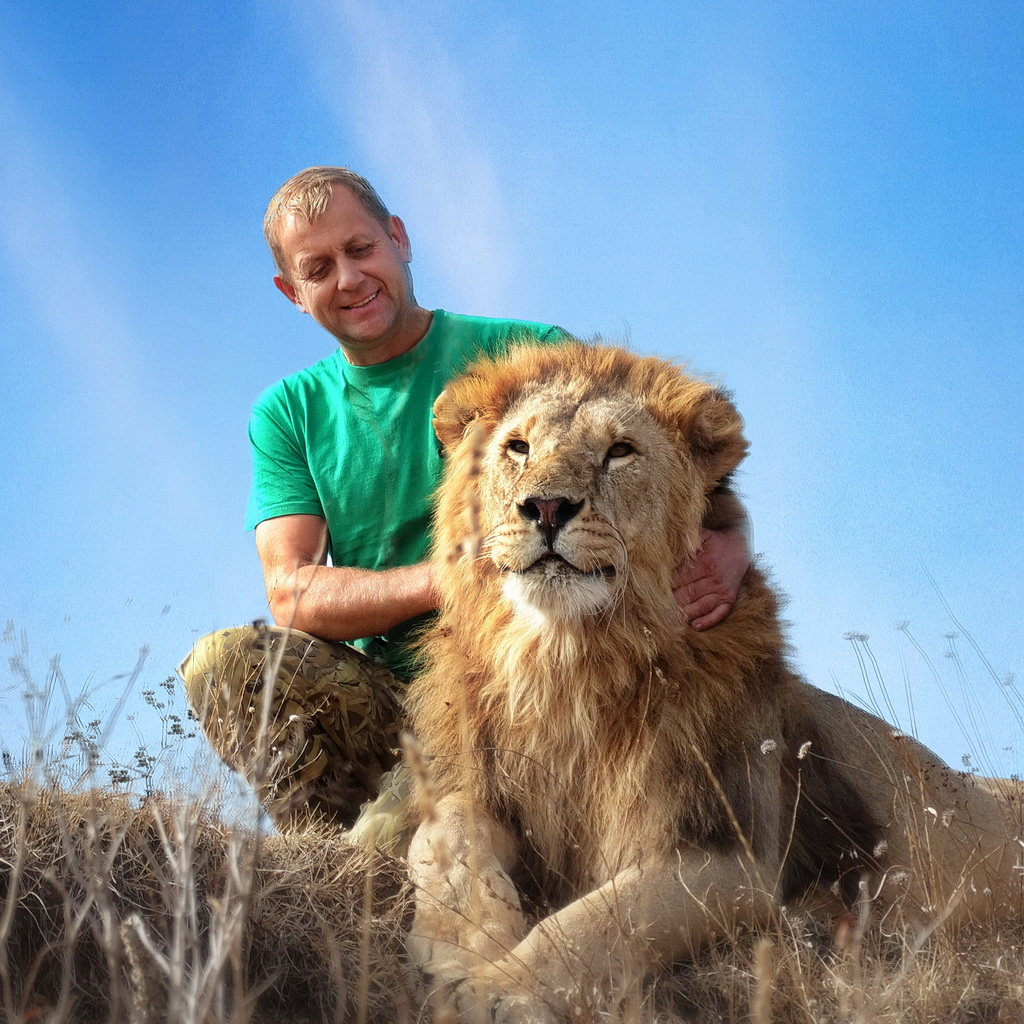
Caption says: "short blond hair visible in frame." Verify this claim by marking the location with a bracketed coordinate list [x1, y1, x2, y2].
[263, 167, 392, 277]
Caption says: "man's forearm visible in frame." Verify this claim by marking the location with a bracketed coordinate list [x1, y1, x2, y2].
[267, 561, 438, 641]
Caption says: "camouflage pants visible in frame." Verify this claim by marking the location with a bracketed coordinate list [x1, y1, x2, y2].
[177, 624, 414, 849]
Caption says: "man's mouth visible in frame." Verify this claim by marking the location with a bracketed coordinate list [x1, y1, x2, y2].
[342, 290, 379, 310]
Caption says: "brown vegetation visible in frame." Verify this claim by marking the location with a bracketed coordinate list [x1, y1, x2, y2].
[0, 781, 410, 1023]
[2, 773, 1023, 1023]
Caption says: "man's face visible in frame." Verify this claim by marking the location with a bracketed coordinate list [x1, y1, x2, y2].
[273, 185, 421, 363]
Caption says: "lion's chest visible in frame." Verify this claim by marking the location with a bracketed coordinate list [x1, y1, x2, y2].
[489, 719, 684, 894]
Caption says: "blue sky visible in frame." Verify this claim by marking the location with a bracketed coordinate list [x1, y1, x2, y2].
[1, 0, 1022, 784]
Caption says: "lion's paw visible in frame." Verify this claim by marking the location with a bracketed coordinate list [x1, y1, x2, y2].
[451, 972, 558, 1024]
[408, 931, 497, 998]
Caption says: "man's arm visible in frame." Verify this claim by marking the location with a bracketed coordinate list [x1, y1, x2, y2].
[672, 483, 752, 631]
[255, 514, 438, 640]
[256, 502, 749, 640]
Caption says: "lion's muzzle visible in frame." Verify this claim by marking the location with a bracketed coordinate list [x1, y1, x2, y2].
[517, 495, 584, 550]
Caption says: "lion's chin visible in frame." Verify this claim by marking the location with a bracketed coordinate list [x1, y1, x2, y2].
[501, 557, 617, 626]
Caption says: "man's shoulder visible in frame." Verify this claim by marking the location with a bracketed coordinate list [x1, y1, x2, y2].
[252, 351, 342, 413]
[435, 310, 568, 350]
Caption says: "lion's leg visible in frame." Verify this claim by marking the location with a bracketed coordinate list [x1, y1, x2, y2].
[407, 794, 527, 992]
[456, 850, 774, 1023]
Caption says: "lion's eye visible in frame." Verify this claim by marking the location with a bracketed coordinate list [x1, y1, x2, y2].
[605, 441, 636, 460]
[506, 438, 530, 456]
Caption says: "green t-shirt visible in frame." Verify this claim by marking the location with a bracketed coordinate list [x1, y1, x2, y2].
[246, 309, 565, 675]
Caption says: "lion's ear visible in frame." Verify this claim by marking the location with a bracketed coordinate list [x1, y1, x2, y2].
[432, 385, 491, 453]
[682, 386, 748, 484]
[432, 387, 463, 451]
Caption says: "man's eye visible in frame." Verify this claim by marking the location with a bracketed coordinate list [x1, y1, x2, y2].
[506, 439, 529, 456]
[350, 243, 376, 258]
[606, 442, 635, 459]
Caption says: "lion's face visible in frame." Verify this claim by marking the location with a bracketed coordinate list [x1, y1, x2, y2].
[433, 344, 747, 627]
[475, 383, 686, 622]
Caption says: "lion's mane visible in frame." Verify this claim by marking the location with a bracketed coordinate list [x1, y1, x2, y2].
[406, 342, 878, 907]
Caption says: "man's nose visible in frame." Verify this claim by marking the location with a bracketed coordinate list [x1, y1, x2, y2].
[335, 258, 364, 293]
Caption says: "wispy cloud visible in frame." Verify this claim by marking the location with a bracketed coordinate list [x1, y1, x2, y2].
[0, 76, 197, 511]
[288, 0, 515, 315]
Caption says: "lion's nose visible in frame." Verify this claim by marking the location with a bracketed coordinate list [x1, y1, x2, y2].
[518, 496, 584, 549]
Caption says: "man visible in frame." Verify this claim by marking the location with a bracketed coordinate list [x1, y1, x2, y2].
[179, 167, 750, 843]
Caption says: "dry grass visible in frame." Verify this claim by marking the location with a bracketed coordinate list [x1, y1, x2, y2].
[3, 772, 1024, 1023]
[2, 612, 1021, 1021]
[660, 912, 1024, 1024]
[0, 781, 412, 1024]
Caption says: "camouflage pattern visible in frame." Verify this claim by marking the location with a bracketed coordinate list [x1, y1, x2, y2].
[178, 623, 409, 833]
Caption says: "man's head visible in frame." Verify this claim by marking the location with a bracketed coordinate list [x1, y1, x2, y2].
[263, 167, 390, 276]
[265, 167, 431, 365]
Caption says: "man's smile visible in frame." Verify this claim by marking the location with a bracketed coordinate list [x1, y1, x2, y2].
[342, 290, 380, 310]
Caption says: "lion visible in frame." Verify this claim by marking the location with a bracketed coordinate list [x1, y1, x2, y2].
[404, 341, 1023, 1023]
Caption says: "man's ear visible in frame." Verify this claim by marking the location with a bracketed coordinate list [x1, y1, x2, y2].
[274, 275, 307, 313]
[389, 215, 412, 263]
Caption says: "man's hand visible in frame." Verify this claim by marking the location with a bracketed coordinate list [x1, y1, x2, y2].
[671, 527, 750, 631]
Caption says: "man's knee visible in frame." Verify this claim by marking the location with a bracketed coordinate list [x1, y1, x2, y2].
[177, 625, 266, 720]
[175, 624, 408, 827]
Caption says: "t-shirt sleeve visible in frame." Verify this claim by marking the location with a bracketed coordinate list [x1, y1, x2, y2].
[538, 324, 572, 345]
[244, 392, 325, 530]
[480, 322, 572, 362]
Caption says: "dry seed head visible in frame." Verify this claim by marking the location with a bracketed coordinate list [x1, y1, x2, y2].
[401, 730, 437, 826]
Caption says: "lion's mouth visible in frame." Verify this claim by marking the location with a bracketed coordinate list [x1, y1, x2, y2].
[515, 553, 616, 578]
